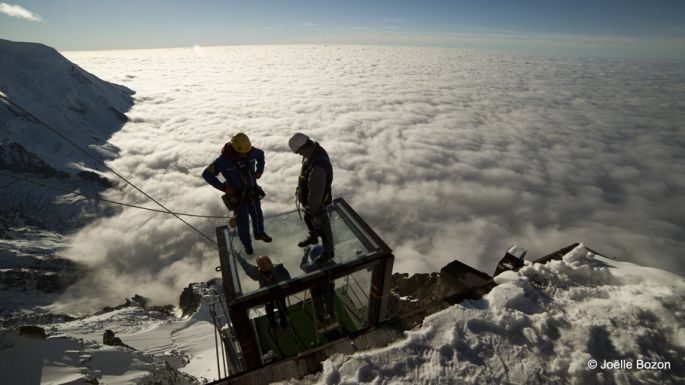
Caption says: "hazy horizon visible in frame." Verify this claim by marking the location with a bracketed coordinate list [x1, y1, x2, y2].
[2, 1, 685, 60]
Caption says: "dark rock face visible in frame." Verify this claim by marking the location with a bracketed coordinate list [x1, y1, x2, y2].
[1, 313, 76, 329]
[392, 272, 441, 299]
[386, 272, 450, 320]
[0, 142, 69, 178]
[0, 212, 8, 237]
[179, 285, 201, 318]
[0, 260, 81, 293]
[95, 294, 151, 315]
[103, 329, 135, 350]
[102, 329, 117, 345]
[179, 279, 220, 317]
[90, 295, 173, 320]
[18, 325, 46, 339]
[77, 170, 114, 188]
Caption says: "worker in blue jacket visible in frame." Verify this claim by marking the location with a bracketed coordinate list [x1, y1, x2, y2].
[202, 132, 271, 255]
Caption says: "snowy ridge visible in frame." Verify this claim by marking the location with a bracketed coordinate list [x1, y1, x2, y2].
[0, 38, 133, 232]
[0, 38, 133, 173]
[306, 244, 684, 385]
[0, 39, 135, 315]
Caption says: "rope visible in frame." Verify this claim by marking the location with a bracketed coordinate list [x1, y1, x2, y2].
[209, 304, 222, 379]
[1, 94, 217, 245]
[370, 282, 395, 300]
[0, 170, 230, 219]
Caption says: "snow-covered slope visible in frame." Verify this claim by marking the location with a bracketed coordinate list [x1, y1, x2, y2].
[0, 38, 133, 231]
[1, 284, 221, 384]
[0, 38, 133, 174]
[0, 39, 134, 316]
[306, 244, 684, 385]
[2, 244, 682, 385]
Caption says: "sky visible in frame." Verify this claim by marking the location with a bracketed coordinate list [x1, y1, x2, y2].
[1, 0, 685, 59]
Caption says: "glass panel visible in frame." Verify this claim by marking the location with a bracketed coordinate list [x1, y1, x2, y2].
[330, 207, 377, 262]
[333, 266, 373, 330]
[245, 266, 375, 363]
[230, 202, 378, 296]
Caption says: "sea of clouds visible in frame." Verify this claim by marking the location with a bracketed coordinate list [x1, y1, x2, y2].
[57, 45, 685, 311]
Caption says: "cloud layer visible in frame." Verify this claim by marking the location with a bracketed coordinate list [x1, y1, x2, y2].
[58, 46, 685, 311]
[0, 3, 41, 22]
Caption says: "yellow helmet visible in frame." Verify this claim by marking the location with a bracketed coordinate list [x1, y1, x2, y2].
[230, 132, 252, 154]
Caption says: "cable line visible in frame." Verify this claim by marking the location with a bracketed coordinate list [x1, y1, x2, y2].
[0, 94, 217, 245]
[0, 170, 230, 219]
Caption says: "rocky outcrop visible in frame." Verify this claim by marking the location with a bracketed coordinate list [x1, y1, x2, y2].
[386, 272, 450, 319]
[95, 294, 150, 315]
[94, 295, 174, 318]
[178, 279, 221, 317]
[18, 325, 46, 339]
[103, 329, 135, 350]
[179, 285, 202, 318]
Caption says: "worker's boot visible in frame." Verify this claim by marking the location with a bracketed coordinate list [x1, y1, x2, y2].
[255, 233, 272, 243]
[297, 234, 318, 248]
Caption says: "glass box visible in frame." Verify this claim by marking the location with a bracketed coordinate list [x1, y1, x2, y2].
[215, 198, 394, 371]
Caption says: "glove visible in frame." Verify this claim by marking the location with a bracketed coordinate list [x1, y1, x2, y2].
[223, 183, 237, 195]
[255, 170, 263, 179]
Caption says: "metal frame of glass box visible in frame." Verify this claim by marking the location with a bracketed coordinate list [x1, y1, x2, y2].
[215, 198, 394, 372]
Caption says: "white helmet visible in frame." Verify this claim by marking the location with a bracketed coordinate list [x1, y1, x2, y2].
[289, 133, 310, 153]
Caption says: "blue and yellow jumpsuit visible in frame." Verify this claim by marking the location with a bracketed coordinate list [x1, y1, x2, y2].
[202, 145, 266, 250]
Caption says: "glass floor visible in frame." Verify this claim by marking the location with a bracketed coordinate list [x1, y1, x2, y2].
[251, 286, 367, 360]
